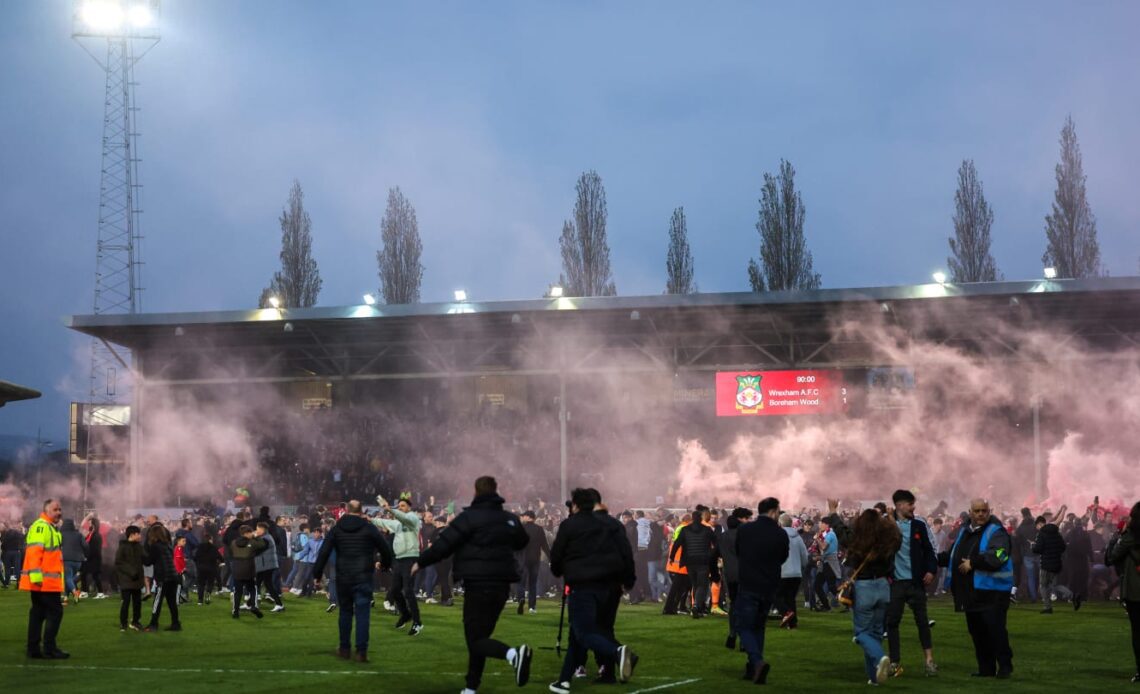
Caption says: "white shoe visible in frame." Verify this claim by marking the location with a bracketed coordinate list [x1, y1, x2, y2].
[79, 592, 89, 599]
[425, 598, 438, 604]
[529, 608, 537, 615]
[271, 605, 285, 613]
[875, 655, 891, 684]
[96, 593, 108, 599]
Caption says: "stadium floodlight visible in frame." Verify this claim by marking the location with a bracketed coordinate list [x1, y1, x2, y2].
[932, 271, 947, 285]
[267, 296, 281, 309]
[547, 284, 564, 298]
[362, 293, 376, 305]
[1043, 267, 1057, 279]
[74, 0, 161, 39]
[454, 289, 468, 302]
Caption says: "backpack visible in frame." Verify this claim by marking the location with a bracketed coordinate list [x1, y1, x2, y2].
[290, 532, 304, 555]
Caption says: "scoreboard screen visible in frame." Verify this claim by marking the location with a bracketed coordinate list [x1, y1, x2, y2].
[714, 370, 848, 417]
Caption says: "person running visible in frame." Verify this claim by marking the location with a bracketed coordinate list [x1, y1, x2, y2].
[885, 489, 939, 677]
[831, 502, 901, 685]
[548, 488, 638, 694]
[373, 494, 424, 635]
[414, 476, 533, 693]
[311, 500, 395, 662]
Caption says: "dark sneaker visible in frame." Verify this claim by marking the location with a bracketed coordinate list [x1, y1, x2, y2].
[780, 611, 795, 629]
[548, 681, 571, 694]
[409, 622, 423, 636]
[514, 644, 532, 686]
[232, 612, 240, 619]
[753, 660, 771, 684]
[326, 603, 337, 613]
[517, 600, 525, 615]
[27, 650, 44, 659]
[142, 625, 158, 633]
[353, 651, 369, 663]
[394, 616, 411, 629]
[252, 608, 264, 619]
[889, 663, 903, 678]
[1073, 596, 1082, 611]
[336, 648, 350, 659]
[166, 623, 182, 631]
[45, 649, 71, 659]
[725, 635, 737, 650]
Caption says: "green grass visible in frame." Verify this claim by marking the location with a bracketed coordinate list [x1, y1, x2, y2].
[0, 588, 1134, 692]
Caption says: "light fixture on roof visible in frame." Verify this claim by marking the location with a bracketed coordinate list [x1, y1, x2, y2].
[547, 284, 564, 298]
[630, 310, 641, 321]
[267, 295, 281, 309]
[932, 271, 947, 285]
[1043, 267, 1057, 279]
[454, 289, 468, 302]
[75, 0, 160, 36]
[362, 293, 376, 305]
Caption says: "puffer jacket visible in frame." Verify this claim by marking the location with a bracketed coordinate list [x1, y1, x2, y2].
[417, 493, 528, 584]
[253, 534, 279, 573]
[670, 521, 718, 570]
[550, 509, 635, 589]
[144, 540, 178, 582]
[114, 540, 145, 590]
[312, 514, 395, 586]
[1032, 523, 1066, 573]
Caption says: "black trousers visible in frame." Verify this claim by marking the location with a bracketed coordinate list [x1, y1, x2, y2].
[1126, 599, 1140, 674]
[197, 569, 218, 601]
[517, 560, 540, 608]
[462, 583, 512, 690]
[120, 588, 142, 626]
[814, 563, 838, 608]
[255, 569, 283, 606]
[81, 563, 103, 595]
[663, 572, 691, 614]
[887, 579, 932, 663]
[774, 577, 801, 625]
[392, 558, 420, 622]
[964, 598, 1013, 675]
[689, 565, 711, 615]
[232, 578, 259, 617]
[437, 558, 453, 601]
[150, 579, 180, 626]
[726, 581, 740, 637]
[632, 550, 650, 602]
[27, 591, 64, 653]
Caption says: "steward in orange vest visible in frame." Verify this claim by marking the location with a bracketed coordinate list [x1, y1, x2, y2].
[21, 498, 69, 659]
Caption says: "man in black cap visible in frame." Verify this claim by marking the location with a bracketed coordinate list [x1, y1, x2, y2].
[413, 476, 532, 694]
[734, 497, 789, 684]
[548, 488, 638, 694]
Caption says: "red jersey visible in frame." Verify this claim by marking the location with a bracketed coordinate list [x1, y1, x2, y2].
[174, 545, 186, 574]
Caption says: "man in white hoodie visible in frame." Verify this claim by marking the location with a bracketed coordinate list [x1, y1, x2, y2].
[777, 513, 809, 629]
[374, 495, 424, 635]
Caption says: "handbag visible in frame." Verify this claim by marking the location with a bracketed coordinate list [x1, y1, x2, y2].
[836, 553, 874, 607]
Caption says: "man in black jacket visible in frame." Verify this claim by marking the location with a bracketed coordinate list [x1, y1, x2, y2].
[515, 509, 549, 614]
[414, 476, 533, 693]
[885, 489, 939, 677]
[734, 497, 789, 684]
[548, 488, 638, 694]
[941, 498, 1015, 678]
[311, 499, 395, 663]
[670, 508, 719, 618]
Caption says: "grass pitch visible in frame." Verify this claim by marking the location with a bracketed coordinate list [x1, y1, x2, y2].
[0, 588, 1134, 693]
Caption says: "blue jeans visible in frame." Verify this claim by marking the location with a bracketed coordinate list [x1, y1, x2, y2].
[1021, 556, 1039, 602]
[734, 589, 772, 666]
[337, 581, 373, 653]
[647, 559, 665, 600]
[852, 577, 890, 682]
[64, 560, 82, 594]
[558, 586, 621, 682]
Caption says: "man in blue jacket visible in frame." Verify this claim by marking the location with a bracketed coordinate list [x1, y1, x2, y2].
[885, 489, 939, 678]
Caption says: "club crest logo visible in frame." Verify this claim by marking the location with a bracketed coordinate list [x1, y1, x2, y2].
[735, 374, 763, 414]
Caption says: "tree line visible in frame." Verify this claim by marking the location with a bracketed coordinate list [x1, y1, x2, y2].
[259, 115, 1105, 308]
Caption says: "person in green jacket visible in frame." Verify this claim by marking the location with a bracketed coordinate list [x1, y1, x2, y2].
[374, 494, 424, 635]
[1107, 501, 1140, 684]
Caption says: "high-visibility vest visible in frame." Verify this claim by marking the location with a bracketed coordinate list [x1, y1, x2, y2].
[666, 522, 689, 575]
[19, 514, 64, 593]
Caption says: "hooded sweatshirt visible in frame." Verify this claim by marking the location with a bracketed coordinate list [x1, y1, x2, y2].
[373, 507, 422, 559]
[781, 526, 810, 579]
[635, 517, 652, 550]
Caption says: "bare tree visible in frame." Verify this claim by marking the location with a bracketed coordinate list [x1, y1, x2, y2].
[559, 170, 616, 296]
[665, 206, 696, 294]
[948, 159, 999, 282]
[259, 179, 321, 308]
[1043, 116, 1101, 278]
[376, 186, 425, 304]
[747, 159, 820, 291]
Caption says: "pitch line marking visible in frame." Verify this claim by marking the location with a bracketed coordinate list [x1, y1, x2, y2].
[628, 677, 702, 693]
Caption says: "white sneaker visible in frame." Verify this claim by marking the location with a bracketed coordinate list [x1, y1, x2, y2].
[875, 655, 891, 684]
[290, 588, 301, 595]
[425, 598, 438, 604]
[79, 592, 89, 599]
[548, 682, 571, 694]
[96, 593, 108, 599]
[529, 608, 537, 615]
[271, 605, 285, 613]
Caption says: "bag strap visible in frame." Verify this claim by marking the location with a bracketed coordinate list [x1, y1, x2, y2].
[848, 552, 876, 581]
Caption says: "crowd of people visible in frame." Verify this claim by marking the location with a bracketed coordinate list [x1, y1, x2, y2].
[5, 484, 1140, 690]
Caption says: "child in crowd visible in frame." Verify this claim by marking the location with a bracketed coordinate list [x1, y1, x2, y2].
[173, 536, 188, 605]
[114, 525, 144, 632]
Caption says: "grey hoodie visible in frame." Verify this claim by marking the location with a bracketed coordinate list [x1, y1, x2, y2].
[781, 526, 809, 579]
[635, 517, 652, 550]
